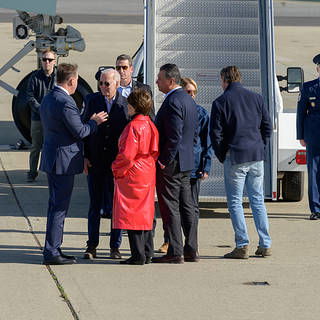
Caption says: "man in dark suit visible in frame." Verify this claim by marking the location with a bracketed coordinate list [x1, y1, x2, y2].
[82, 68, 129, 260]
[152, 63, 199, 264]
[40, 63, 108, 265]
[210, 66, 272, 259]
[116, 54, 155, 119]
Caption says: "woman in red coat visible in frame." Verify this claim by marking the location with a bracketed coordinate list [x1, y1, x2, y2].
[112, 88, 159, 265]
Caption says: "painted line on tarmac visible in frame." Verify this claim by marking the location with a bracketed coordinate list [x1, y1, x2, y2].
[0, 155, 80, 320]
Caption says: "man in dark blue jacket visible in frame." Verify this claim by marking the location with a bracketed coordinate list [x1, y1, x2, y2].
[153, 64, 199, 264]
[158, 77, 212, 254]
[82, 68, 129, 260]
[210, 66, 272, 259]
[297, 54, 320, 220]
[40, 63, 107, 265]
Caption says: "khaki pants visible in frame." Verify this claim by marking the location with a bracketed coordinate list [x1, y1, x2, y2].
[29, 120, 43, 175]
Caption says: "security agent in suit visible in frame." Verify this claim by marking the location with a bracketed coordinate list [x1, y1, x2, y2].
[116, 54, 155, 119]
[297, 54, 320, 220]
[82, 69, 129, 259]
[40, 63, 108, 265]
[152, 64, 199, 264]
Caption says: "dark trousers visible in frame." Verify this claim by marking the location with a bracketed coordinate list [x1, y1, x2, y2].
[86, 170, 122, 249]
[307, 150, 320, 213]
[127, 230, 154, 261]
[43, 173, 74, 259]
[156, 160, 198, 257]
[29, 120, 43, 174]
[163, 178, 200, 243]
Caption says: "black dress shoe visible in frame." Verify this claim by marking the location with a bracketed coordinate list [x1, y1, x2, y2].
[43, 256, 76, 265]
[145, 257, 152, 264]
[184, 254, 200, 262]
[27, 171, 38, 182]
[120, 257, 144, 265]
[100, 212, 112, 219]
[151, 255, 183, 264]
[310, 212, 320, 220]
[58, 248, 76, 261]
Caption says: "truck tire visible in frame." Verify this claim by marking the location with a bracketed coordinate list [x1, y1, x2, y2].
[12, 72, 93, 143]
[282, 171, 304, 202]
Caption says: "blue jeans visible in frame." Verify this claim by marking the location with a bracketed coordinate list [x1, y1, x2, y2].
[223, 157, 271, 248]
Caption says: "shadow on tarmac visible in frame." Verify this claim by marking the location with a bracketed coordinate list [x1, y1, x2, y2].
[0, 244, 134, 264]
[1, 169, 309, 220]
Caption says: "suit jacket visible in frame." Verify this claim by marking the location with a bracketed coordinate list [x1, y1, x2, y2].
[39, 86, 97, 175]
[210, 82, 272, 164]
[82, 91, 129, 172]
[155, 88, 198, 172]
[296, 78, 320, 153]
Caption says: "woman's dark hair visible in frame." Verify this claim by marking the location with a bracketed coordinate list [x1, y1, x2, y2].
[127, 88, 152, 116]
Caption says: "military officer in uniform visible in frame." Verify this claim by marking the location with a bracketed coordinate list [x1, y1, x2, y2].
[297, 54, 320, 220]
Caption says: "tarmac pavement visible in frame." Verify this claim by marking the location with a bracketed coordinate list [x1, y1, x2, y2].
[1, 149, 320, 320]
[1, 18, 320, 320]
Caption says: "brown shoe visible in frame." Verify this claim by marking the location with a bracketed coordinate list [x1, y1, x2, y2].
[157, 242, 169, 254]
[83, 247, 96, 260]
[152, 255, 184, 264]
[255, 246, 272, 257]
[224, 246, 249, 259]
[110, 248, 122, 259]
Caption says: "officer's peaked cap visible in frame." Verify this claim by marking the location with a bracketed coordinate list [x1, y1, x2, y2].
[313, 54, 320, 65]
[94, 66, 115, 81]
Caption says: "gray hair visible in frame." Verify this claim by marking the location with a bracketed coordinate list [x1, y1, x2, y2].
[159, 63, 181, 84]
[100, 68, 120, 82]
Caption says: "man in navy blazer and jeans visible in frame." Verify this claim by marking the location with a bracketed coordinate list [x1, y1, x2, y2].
[40, 63, 108, 265]
[153, 64, 199, 264]
[210, 66, 272, 259]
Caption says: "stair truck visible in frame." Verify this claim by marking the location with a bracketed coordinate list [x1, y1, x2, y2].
[137, 0, 306, 201]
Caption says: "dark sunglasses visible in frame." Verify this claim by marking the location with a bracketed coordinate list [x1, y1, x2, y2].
[187, 90, 196, 95]
[42, 58, 55, 62]
[116, 65, 129, 71]
[99, 81, 112, 87]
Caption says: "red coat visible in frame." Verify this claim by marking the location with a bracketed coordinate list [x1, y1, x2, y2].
[112, 115, 159, 230]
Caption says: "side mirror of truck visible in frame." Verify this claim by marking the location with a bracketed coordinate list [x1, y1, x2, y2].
[277, 67, 304, 93]
[287, 67, 304, 93]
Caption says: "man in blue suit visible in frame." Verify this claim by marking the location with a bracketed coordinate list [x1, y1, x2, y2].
[82, 68, 129, 260]
[40, 63, 108, 265]
[210, 66, 272, 259]
[153, 64, 199, 264]
[297, 54, 320, 220]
